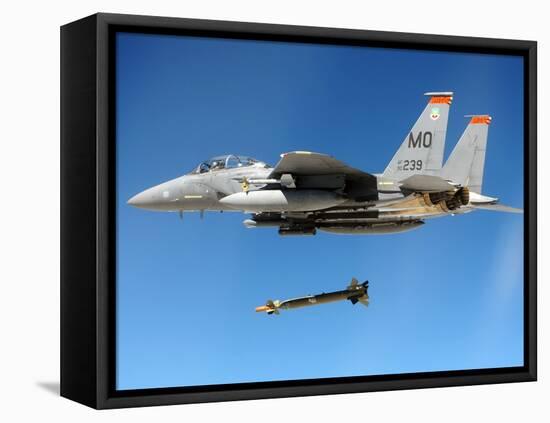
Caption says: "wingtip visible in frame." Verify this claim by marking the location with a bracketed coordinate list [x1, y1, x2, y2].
[281, 151, 312, 157]
[424, 91, 454, 96]
[280, 151, 329, 158]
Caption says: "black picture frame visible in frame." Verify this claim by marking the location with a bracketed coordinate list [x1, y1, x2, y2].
[60, 12, 537, 409]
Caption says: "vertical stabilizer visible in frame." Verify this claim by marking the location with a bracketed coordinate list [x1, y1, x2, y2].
[383, 92, 453, 180]
[440, 115, 491, 194]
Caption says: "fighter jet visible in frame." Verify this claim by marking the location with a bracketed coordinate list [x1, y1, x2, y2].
[255, 278, 369, 315]
[128, 92, 522, 235]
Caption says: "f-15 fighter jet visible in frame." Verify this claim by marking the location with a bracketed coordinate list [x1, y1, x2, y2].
[128, 92, 521, 235]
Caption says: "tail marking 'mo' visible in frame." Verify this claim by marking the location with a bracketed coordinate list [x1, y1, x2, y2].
[383, 92, 453, 181]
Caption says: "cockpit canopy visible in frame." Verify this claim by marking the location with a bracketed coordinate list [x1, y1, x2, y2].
[189, 155, 270, 174]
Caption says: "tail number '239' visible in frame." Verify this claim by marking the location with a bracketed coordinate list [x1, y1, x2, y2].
[402, 159, 422, 171]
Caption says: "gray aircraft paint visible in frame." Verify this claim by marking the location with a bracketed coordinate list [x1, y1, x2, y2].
[128, 93, 522, 235]
[220, 190, 347, 212]
[383, 92, 453, 180]
[439, 115, 490, 194]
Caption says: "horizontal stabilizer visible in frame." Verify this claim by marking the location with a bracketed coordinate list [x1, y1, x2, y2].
[400, 174, 455, 192]
[471, 203, 523, 214]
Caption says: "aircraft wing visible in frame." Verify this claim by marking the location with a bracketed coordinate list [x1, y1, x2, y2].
[470, 203, 524, 214]
[269, 151, 372, 179]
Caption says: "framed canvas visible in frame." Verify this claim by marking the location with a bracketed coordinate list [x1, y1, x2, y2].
[60, 13, 537, 409]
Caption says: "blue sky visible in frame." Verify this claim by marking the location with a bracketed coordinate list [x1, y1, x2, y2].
[115, 32, 524, 390]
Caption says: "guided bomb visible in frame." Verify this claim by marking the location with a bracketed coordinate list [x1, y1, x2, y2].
[255, 278, 369, 315]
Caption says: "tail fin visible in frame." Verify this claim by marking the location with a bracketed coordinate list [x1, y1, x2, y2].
[348, 277, 359, 289]
[440, 115, 491, 194]
[383, 92, 453, 180]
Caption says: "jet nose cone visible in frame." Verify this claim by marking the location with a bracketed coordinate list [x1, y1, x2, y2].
[127, 191, 148, 208]
[127, 183, 179, 211]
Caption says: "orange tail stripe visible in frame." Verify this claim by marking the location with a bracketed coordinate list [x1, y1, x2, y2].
[429, 96, 453, 104]
[470, 115, 492, 125]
